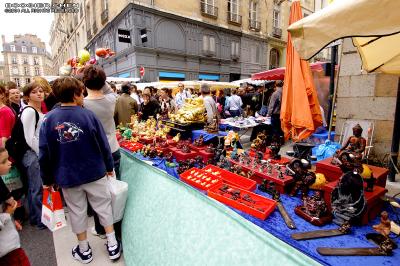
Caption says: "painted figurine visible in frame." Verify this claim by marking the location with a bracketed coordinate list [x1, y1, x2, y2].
[336, 124, 367, 161]
[373, 211, 391, 237]
[286, 159, 316, 197]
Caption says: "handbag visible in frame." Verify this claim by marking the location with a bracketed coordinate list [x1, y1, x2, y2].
[41, 188, 67, 232]
[107, 176, 128, 223]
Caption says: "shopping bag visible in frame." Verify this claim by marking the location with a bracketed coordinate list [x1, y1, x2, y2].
[107, 177, 128, 223]
[41, 189, 67, 232]
[1, 166, 23, 191]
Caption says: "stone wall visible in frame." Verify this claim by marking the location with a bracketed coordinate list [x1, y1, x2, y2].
[336, 39, 398, 159]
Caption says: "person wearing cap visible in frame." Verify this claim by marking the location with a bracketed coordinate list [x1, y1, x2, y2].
[200, 84, 218, 123]
[114, 82, 138, 126]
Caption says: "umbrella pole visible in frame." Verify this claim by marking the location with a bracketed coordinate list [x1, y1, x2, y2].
[388, 78, 400, 182]
[327, 45, 341, 140]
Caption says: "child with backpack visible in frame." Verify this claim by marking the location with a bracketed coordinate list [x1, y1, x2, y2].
[0, 147, 31, 266]
[6, 82, 45, 229]
[39, 77, 121, 263]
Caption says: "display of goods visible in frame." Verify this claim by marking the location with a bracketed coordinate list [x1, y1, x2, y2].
[120, 141, 144, 152]
[203, 165, 257, 191]
[173, 149, 198, 162]
[189, 144, 205, 152]
[169, 98, 206, 124]
[198, 149, 214, 163]
[208, 184, 276, 220]
[180, 168, 222, 191]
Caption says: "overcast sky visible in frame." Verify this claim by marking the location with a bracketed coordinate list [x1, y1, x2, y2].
[0, 0, 54, 60]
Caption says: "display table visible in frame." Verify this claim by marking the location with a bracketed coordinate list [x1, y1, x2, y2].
[315, 157, 388, 187]
[120, 150, 319, 266]
[120, 150, 398, 266]
[191, 129, 228, 142]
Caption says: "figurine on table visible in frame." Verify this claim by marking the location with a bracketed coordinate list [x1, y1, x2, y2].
[251, 132, 267, 152]
[286, 159, 316, 198]
[204, 114, 219, 133]
[268, 135, 282, 160]
[373, 211, 391, 237]
[194, 135, 204, 146]
[335, 124, 367, 162]
[302, 191, 328, 218]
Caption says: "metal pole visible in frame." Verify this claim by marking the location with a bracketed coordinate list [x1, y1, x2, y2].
[327, 45, 337, 139]
[388, 78, 400, 182]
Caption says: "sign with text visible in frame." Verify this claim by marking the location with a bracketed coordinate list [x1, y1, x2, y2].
[118, 29, 131, 43]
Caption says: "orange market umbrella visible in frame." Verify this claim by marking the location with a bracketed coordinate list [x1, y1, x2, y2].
[281, 0, 323, 142]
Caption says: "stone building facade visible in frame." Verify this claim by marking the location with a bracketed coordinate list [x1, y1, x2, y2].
[1, 34, 54, 87]
[51, 0, 291, 81]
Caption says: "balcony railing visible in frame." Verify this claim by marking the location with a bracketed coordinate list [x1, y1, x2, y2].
[249, 19, 261, 31]
[87, 29, 92, 40]
[200, 1, 218, 18]
[227, 12, 242, 26]
[92, 22, 98, 34]
[101, 9, 109, 24]
[272, 27, 282, 38]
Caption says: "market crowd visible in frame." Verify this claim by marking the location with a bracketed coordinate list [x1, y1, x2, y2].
[0, 65, 283, 265]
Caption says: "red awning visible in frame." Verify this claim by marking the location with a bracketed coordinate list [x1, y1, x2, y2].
[251, 62, 331, 80]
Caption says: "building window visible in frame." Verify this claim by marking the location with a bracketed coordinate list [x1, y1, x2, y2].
[32, 46, 37, 54]
[228, 0, 241, 24]
[33, 57, 39, 65]
[10, 45, 15, 52]
[102, 0, 108, 10]
[201, 0, 218, 17]
[12, 56, 17, 64]
[13, 66, 18, 75]
[24, 67, 29, 75]
[22, 46, 27, 53]
[273, 8, 280, 28]
[26, 78, 31, 84]
[35, 67, 40, 76]
[202, 35, 216, 56]
[23, 57, 28, 64]
[14, 78, 20, 87]
[269, 48, 280, 69]
[231, 41, 240, 59]
[249, 1, 260, 31]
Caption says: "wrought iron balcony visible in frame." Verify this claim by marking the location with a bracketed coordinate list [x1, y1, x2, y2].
[200, 1, 218, 18]
[101, 9, 109, 24]
[272, 27, 282, 38]
[249, 19, 261, 31]
[227, 12, 242, 26]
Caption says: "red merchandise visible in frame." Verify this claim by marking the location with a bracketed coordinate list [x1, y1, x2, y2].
[120, 141, 144, 152]
[180, 168, 222, 191]
[172, 149, 198, 162]
[228, 158, 294, 194]
[208, 183, 276, 220]
[198, 149, 214, 163]
[316, 157, 388, 187]
[203, 165, 257, 191]
[322, 180, 387, 225]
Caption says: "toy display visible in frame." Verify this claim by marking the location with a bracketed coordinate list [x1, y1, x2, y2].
[170, 98, 206, 124]
[208, 184, 276, 220]
[180, 168, 222, 191]
[294, 191, 332, 226]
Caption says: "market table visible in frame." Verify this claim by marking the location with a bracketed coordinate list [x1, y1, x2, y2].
[120, 150, 399, 266]
[191, 129, 228, 142]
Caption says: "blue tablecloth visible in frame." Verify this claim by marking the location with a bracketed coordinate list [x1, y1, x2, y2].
[191, 129, 228, 142]
[122, 148, 398, 266]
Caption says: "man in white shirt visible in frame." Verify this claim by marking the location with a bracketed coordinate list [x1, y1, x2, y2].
[200, 84, 217, 123]
[226, 88, 243, 117]
[174, 83, 191, 109]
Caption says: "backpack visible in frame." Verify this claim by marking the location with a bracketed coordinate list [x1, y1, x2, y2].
[5, 106, 39, 162]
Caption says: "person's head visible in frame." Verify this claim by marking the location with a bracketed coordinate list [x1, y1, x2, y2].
[200, 84, 210, 95]
[23, 81, 45, 104]
[142, 92, 151, 104]
[82, 65, 106, 90]
[238, 87, 245, 96]
[0, 147, 12, 176]
[353, 124, 363, 137]
[151, 86, 158, 96]
[8, 87, 21, 104]
[178, 83, 184, 93]
[52, 77, 85, 106]
[231, 88, 237, 95]
[33, 76, 52, 96]
[0, 84, 8, 105]
[110, 83, 117, 93]
[275, 80, 283, 88]
[121, 82, 131, 94]
[6, 81, 17, 91]
[160, 88, 169, 99]
[131, 84, 138, 94]
[143, 87, 151, 95]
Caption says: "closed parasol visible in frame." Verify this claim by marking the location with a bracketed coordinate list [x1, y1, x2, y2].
[281, 0, 323, 142]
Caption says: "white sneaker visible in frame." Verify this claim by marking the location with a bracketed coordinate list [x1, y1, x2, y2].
[72, 245, 93, 264]
[91, 226, 106, 239]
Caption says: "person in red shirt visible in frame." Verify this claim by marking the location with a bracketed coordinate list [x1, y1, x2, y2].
[0, 85, 16, 148]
